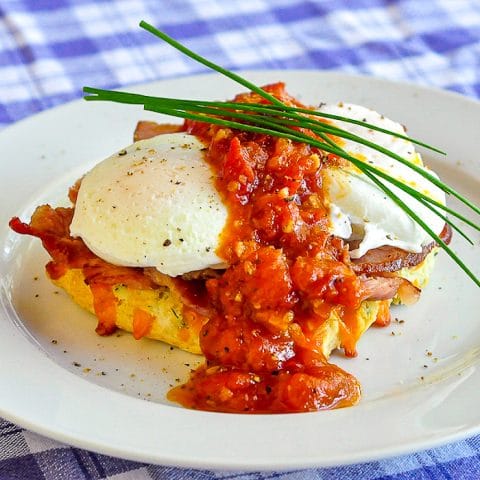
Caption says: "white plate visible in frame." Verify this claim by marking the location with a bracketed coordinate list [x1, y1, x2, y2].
[0, 71, 479, 471]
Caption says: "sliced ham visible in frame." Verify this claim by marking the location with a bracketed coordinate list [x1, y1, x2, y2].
[351, 224, 452, 274]
[359, 276, 404, 301]
[181, 268, 223, 281]
[359, 275, 420, 304]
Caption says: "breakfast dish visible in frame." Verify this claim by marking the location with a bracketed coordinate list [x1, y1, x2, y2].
[1, 69, 479, 468]
[10, 81, 453, 413]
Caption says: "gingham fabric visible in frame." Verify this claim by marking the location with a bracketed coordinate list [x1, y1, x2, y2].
[1, 0, 480, 479]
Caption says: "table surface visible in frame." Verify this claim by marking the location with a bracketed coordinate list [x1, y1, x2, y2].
[1, 0, 480, 478]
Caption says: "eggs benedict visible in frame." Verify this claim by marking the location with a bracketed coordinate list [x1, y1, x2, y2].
[10, 83, 451, 412]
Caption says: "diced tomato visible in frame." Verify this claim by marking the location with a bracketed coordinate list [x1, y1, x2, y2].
[291, 256, 362, 308]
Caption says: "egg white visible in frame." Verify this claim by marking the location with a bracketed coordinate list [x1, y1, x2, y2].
[70, 133, 228, 277]
[319, 103, 446, 258]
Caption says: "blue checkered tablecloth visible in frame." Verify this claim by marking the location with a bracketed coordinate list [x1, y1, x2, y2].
[1, 0, 480, 479]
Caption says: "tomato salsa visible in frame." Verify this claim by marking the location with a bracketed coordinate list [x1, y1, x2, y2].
[168, 83, 366, 412]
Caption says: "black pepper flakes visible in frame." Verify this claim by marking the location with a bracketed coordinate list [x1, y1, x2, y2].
[118, 149, 127, 156]
[163, 239, 172, 247]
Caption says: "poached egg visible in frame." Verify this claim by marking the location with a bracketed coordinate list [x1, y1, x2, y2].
[70, 133, 228, 277]
[319, 103, 446, 258]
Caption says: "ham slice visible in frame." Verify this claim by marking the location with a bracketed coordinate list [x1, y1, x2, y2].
[360, 276, 403, 301]
[359, 275, 420, 304]
[352, 224, 452, 274]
